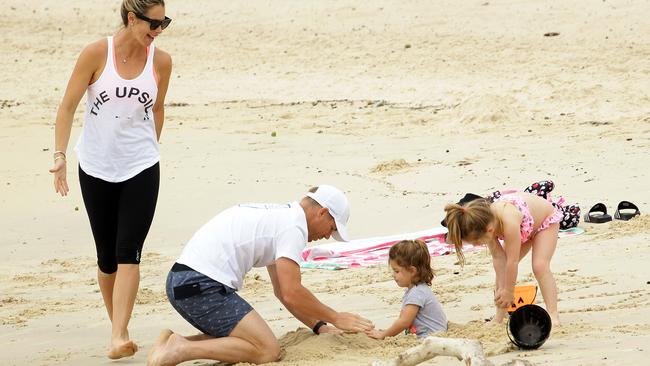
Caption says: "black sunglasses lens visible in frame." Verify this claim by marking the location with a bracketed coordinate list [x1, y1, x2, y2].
[161, 17, 171, 30]
[150, 17, 171, 30]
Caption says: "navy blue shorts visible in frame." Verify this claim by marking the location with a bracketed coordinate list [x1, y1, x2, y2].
[166, 263, 253, 337]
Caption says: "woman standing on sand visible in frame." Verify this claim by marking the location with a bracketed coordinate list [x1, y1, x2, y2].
[49, 0, 172, 359]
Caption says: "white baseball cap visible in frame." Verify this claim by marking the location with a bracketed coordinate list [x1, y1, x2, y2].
[306, 185, 350, 242]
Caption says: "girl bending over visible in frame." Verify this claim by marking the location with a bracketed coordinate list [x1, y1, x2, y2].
[444, 191, 563, 325]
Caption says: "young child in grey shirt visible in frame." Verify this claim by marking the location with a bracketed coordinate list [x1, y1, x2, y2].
[367, 239, 448, 339]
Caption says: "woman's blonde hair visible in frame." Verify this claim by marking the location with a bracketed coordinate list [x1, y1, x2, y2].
[120, 0, 165, 27]
[389, 239, 434, 286]
[444, 199, 495, 266]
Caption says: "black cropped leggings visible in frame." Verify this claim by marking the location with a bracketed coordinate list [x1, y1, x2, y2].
[79, 163, 159, 274]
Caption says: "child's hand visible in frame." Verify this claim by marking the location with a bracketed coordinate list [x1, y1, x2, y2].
[365, 329, 385, 339]
[494, 288, 515, 308]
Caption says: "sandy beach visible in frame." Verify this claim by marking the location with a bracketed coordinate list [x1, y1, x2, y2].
[1, 0, 650, 365]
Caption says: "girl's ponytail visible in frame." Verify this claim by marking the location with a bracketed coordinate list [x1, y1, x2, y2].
[444, 203, 466, 266]
[444, 199, 494, 267]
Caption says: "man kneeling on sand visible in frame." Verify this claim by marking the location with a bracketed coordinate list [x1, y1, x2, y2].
[148, 185, 374, 365]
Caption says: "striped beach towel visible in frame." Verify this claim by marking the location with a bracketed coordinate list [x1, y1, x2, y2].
[300, 227, 584, 270]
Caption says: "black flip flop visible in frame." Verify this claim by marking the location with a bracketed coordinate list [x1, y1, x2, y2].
[584, 203, 612, 223]
[614, 201, 641, 221]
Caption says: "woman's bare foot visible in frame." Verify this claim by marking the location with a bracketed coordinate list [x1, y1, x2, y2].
[108, 338, 138, 359]
[148, 330, 185, 366]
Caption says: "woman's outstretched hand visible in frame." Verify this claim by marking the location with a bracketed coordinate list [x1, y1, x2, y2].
[49, 158, 69, 196]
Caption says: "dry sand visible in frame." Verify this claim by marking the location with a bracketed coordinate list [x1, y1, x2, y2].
[1, 0, 650, 365]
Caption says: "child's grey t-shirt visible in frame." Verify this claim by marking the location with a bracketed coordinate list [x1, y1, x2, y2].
[402, 283, 447, 338]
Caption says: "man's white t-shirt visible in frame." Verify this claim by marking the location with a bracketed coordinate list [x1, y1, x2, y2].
[177, 202, 308, 290]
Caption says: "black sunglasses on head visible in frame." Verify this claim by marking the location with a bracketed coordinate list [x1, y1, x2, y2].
[134, 12, 172, 30]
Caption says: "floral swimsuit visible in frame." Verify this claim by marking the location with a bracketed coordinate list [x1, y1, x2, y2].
[495, 192, 564, 243]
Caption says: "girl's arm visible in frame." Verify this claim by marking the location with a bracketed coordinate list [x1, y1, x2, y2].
[367, 304, 419, 339]
[152, 49, 172, 141]
[487, 237, 506, 290]
[495, 205, 523, 308]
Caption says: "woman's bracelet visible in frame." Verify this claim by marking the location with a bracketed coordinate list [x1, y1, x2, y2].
[54, 155, 67, 163]
[53, 150, 66, 159]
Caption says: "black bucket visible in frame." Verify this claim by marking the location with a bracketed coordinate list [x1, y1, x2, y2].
[507, 304, 552, 349]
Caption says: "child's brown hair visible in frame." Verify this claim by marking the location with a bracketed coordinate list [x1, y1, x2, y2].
[444, 199, 496, 266]
[388, 239, 434, 286]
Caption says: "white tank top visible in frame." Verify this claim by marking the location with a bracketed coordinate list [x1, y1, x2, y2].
[75, 36, 159, 182]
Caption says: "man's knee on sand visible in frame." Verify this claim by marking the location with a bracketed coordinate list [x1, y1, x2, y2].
[254, 341, 282, 364]
[229, 311, 282, 364]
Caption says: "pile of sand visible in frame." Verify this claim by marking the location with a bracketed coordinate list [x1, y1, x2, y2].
[370, 159, 414, 174]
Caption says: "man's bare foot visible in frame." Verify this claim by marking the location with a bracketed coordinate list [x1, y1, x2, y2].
[147, 330, 173, 366]
[148, 330, 185, 366]
[108, 338, 138, 359]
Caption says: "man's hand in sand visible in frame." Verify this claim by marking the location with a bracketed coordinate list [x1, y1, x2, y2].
[332, 312, 374, 333]
[318, 325, 344, 335]
[49, 158, 69, 196]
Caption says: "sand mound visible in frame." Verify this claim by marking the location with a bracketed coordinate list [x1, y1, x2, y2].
[228, 328, 421, 365]
[230, 322, 515, 365]
[370, 159, 412, 174]
[176, 330, 394, 366]
[454, 94, 523, 126]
